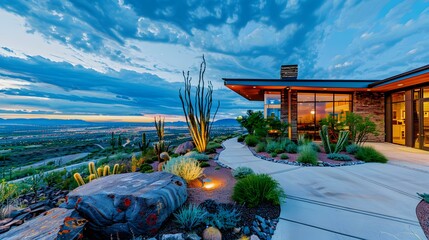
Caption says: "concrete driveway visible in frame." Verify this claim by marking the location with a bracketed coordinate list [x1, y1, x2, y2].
[219, 138, 428, 240]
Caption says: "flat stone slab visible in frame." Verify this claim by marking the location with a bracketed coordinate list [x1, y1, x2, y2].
[0, 208, 86, 240]
[63, 172, 187, 239]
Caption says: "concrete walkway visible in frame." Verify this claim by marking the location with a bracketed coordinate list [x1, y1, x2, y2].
[218, 138, 428, 240]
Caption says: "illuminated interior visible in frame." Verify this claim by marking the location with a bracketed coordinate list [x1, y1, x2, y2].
[264, 92, 281, 119]
[297, 93, 351, 138]
[392, 91, 406, 145]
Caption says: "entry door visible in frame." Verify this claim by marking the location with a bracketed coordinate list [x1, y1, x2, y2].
[423, 100, 429, 150]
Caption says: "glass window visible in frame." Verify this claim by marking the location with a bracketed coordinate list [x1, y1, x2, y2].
[414, 89, 421, 100]
[316, 93, 333, 102]
[335, 94, 351, 102]
[297, 102, 316, 136]
[264, 91, 281, 119]
[298, 93, 314, 102]
[392, 101, 406, 145]
[334, 102, 351, 122]
[265, 92, 281, 104]
[297, 92, 352, 139]
[424, 87, 429, 98]
[267, 108, 280, 119]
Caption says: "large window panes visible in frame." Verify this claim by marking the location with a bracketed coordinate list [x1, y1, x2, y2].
[264, 92, 281, 119]
[297, 93, 352, 138]
[423, 101, 429, 148]
[392, 91, 406, 145]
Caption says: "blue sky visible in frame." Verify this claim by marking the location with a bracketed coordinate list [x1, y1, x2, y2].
[0, 0, 428, 121]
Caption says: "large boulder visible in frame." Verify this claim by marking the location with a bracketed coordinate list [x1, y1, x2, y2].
[0, 208, 86, 240]
[62, 172, 187, 239]
[175, 141, 195, 154]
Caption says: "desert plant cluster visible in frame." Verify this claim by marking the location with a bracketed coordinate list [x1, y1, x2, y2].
[238, 110, 388, 166]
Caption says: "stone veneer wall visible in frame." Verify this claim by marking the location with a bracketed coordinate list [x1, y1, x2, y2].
[353, 91, 385, 142]
[280, 89, 288, 122]
[280, 89, 298, 139]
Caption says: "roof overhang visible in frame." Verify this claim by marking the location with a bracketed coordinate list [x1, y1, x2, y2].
[369, 66, 429, 91]
[224, 78, 378, 101]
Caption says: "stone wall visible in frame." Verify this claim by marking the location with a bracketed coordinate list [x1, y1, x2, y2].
[353, 91, 385, 142]
[290, 91, 298, 140]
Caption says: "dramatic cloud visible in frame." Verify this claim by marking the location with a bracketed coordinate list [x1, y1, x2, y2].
[0, 0, 428, 120]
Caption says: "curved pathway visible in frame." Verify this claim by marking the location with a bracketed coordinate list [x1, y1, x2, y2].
[218, 138, 427, 240]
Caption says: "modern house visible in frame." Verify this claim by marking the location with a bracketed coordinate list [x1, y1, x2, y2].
[223, 65, 429, 151]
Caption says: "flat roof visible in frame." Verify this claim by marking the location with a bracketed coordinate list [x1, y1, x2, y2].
[224, 64, 429, 100]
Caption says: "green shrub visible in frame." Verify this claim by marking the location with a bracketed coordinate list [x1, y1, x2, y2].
[232, 167, 254, 179]
[255, 142, 266, 153]
[327, 153, 352, 161]
[237, 135, 247, 142]
[232, 174, 286, 207]
[185, 151, 209, 161]
[244, 135, 259, 147]
[310, 142, 321, 152]
[170, 153, 179, 158]
[204, 206, 241, 230]
[43, 170, 67, 188]
[270, 152, 277, 157]
[163, 156, 204, 182]
[297, 144, 318, 165]
[280, 153, 289, 159]
[199, 162, 210, 168]
[207, 142, 222, 151]
[355, 146, 388, 163]
[174, 204, 207, 231]
[139, 163, 153, 173]
[285, 142, 298, 153]
[266, 141, 279, 153]
[346, 144, 360, 155]
[280, 138, 293, 147]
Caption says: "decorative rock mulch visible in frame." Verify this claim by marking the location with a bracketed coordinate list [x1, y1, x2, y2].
[247, 146, 365, 167]
[246, 215, 278, 240]
[0, 187, 68, 234]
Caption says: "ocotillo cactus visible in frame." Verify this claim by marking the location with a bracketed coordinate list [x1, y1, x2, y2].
[74, 173, 85, 186]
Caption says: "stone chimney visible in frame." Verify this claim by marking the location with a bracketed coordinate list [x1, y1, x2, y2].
[280, 65, 298, 79]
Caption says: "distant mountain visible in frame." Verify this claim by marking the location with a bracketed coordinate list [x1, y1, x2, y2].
[0, 118, 90, 126]
[0, 118, 240, 127]
[213, 118, 239, 126]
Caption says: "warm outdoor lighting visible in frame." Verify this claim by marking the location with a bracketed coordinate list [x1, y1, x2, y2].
[397, 83, 404, 86]
[203, 178, 219, 190]
[310, 110, 315, 115]
[203, 182, 216, 190]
